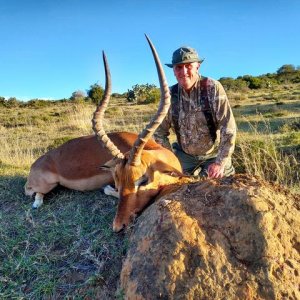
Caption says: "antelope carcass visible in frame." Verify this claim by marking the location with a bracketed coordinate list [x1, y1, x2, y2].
[25, 131, 157, 208]
[93, 35, 193, 232]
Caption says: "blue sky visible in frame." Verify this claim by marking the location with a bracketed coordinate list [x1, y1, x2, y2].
[1, 0, 299, 100]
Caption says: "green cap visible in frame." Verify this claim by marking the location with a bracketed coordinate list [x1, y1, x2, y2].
[165, 46, 204, 68]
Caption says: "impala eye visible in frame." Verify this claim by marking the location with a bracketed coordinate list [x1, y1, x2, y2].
[140, 176, 148, 186]
[135, 175, 149, 187]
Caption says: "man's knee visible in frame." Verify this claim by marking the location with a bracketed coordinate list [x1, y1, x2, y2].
[172, 143, 199, 174]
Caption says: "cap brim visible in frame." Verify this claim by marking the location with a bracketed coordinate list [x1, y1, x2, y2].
[165, 59, 205, 68]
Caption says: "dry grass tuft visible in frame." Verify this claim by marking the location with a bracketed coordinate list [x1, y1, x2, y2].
[234, 115, 299, 191]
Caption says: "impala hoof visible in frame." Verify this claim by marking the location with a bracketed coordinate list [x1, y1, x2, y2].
[32, 202, 41, 209]
[104, 185, 119, 198]
[32, 193, 44, 209]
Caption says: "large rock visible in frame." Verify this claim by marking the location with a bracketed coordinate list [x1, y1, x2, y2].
[120, 174, 300, 300]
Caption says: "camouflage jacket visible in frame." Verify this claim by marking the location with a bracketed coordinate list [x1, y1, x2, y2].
[154, 75, 237, 167]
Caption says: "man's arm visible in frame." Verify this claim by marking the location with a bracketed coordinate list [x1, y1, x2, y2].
[208, 81, 236, 178]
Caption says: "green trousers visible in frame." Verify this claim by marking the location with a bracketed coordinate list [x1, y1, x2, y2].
[172, 142, 235, 177]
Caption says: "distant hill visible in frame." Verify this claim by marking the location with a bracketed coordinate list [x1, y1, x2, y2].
[1, 64, 299, 106]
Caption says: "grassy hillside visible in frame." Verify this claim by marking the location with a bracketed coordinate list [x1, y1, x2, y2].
[0, 83, 299, 298]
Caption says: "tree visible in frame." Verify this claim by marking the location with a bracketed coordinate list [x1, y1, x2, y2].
[112, 92, 124, 98]
[6, 97, 20, 107]
[249, 77, 264, 89]
[219, 77, 248, 91]
[127, 84, 159, 104]
[87, 84, 104, 104]
[0, 96, 5, 106]
[239, 75, 263, 89]
[277, 64, 296, 74]
[70, 90, 87, 103]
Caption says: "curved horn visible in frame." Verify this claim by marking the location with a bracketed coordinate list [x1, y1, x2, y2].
[92, 51, 124, 159]
[128, 34, 171, 166]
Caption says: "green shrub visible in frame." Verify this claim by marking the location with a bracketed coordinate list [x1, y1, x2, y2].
[144, 88, 160, 104]
[126, 84, 159, 104]
[26, 99, 52, 108]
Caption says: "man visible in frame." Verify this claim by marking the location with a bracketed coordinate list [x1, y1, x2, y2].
[154, 46, 236, 179]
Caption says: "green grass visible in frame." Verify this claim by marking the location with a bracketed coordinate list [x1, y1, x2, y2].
[0, 168, 128, 299]
[0, 86, 300, 298]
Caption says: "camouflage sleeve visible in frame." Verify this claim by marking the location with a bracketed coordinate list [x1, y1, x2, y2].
[153, 108, 173, 150]
[213, 81, 237, 166]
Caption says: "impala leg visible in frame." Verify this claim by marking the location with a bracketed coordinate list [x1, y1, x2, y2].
[32, 192, 44, 209]
[103, 185, 119, 199]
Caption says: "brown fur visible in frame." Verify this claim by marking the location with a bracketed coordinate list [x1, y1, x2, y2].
[108, 149, 196, 232]
[25, 132, 163, 206]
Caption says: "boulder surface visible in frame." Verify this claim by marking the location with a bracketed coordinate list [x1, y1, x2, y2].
[120, 174, 300, 300]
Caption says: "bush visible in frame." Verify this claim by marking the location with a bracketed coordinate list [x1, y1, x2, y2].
[247, 77, 264, 89]
[126, 84, 159, 104]
[26, 99, 52, 108]
[3, 97, 21, 108]
[70, 90, 87, 102]
[0, 97, 5, 106]
[219, 77, 248, 91]
[144, 88, 160, 104]
[87, 84, 104, 104]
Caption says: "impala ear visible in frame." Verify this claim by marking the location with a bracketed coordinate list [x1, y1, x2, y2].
[99, 165, 111, 171]
[99, 157, 123, 170]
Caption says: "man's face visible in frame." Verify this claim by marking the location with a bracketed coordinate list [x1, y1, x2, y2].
[173, 62, 200, 91]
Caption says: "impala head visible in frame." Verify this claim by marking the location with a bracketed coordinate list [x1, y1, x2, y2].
[108, 153, 160, 230]
[104, 151, 185, 231]
[93, 35, 183, 232]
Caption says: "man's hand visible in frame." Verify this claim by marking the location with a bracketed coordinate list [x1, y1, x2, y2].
[208, 163, 224, 179]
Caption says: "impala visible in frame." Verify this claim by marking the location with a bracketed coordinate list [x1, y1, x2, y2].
[24, 131, 154, 208]
[92, 35, 193, 232]
[25, 39, 160, 208]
